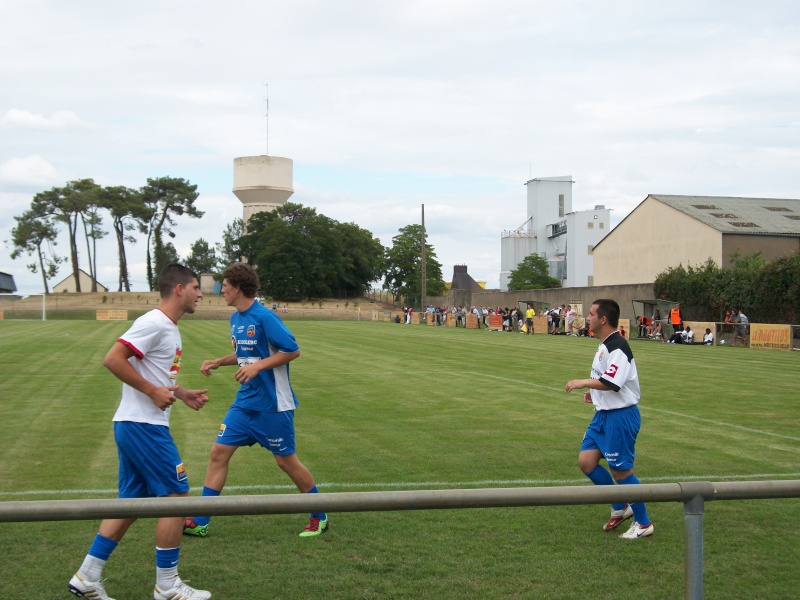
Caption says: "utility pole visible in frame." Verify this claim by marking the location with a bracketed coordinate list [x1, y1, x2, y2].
[420, 204, 426, 312]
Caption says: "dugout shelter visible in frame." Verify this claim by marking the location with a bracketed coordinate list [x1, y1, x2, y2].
[632, 299, 676, 339]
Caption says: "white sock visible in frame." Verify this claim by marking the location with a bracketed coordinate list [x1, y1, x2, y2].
[156, 566, 179, 591]
[78, 555, 106, 582]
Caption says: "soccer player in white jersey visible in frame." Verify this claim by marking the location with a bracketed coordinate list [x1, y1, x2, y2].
[183, 263, 328, 538]
[69, 264, 212, 600]
[565, 299, 654, 540]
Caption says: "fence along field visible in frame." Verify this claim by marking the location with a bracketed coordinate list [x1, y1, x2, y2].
[0, 320, 797, 599]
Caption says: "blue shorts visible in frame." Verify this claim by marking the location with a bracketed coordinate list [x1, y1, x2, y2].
[580, 404, 641, 471]
[216, 406, 296, 456]
[114, 421, 189, 498]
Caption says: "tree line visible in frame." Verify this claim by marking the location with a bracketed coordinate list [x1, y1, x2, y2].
[8, 179, 449, 301]
[240, 208, 447, 301]
[8, 177, 204, 293]
[654, 251, 800, 324]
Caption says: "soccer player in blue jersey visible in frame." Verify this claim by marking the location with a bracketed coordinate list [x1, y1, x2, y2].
[69, 264, 212, 600]
[183, 262, 328, 538]
[565, 299, 654, 539]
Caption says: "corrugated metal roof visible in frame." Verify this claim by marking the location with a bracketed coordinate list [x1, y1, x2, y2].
[0, 272, 17, 292]
[650, 195, 800, 235]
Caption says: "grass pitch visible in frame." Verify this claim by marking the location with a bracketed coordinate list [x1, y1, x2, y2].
[0, 320, 798, 599]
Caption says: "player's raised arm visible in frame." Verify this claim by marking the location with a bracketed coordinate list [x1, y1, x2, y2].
[234, 349, 300, 384]
[565, 378, 612, 393]
[175, 387, 209, 411]
[200, 353, 238, 376]
[103, 341, 174, 408]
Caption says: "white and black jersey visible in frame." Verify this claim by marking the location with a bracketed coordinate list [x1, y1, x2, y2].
[589, 331, 640, 411]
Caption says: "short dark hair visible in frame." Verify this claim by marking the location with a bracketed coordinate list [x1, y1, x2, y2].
[158, 264, 198, 298]
[592, 298, 620, 328]
[222, 262, 259, 298]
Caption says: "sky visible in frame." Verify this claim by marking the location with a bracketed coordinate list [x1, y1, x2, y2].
[1, 1, 799, 295]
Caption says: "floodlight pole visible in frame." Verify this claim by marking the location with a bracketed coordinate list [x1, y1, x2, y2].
[420, 204, 426, 312]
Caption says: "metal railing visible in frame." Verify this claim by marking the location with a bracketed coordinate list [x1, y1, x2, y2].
[2, 479, 798, 599]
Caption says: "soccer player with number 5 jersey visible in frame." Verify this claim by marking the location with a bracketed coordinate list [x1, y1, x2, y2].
[565, 299, 654, 540]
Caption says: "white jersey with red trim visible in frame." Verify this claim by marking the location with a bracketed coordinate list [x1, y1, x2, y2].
[112, 309, 182, 426]
[588, 330, 640, 411]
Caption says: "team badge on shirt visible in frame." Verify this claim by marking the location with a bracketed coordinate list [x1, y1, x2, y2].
[247, 325, 256, 337]
[169, 348, 182, 381]
[175, 462, 187, 482]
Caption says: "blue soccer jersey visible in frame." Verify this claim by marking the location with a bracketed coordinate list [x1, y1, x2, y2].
[230, 302, 300, 412]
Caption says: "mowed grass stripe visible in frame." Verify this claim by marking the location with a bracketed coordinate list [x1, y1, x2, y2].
[465, 369, 800, 444]
[1, 319, 798, 599]
[1, 320, 796, 488]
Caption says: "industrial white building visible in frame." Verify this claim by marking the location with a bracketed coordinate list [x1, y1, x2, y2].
[500, 176, 611, 289]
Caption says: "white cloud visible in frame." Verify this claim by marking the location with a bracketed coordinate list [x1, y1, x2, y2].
[0, 156, 64, 188]
[1, 109, 86, 130]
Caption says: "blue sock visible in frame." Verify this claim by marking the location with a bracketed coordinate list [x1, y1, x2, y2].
[88, 533, 118, 561]
[155, 546, 180, 568]
[306, 485, 326, 520]
[585, 466, 626, 511]
[617, 473, 650, 525]
[193, 486, 221, 527]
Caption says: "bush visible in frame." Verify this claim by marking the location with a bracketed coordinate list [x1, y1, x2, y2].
[654, 251, 799, 323]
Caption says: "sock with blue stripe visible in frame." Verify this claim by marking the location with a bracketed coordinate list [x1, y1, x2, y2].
[585, 466, 626, 511]
[306, 484, 326, 520]
[192, 486, 221, 527]
[78, 534, 118, 581]
[617, 473, 651, 525]
[155, 546, 180, 591]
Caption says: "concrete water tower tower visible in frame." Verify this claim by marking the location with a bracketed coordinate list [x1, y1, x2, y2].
[232, 155, 294, 228]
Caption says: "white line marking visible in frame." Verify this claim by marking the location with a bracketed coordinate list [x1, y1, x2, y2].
[465, 372, 559, 392]
[3, 473, 799, 498]
[466, 371, 800, 442]
[643, 407, 800, 442]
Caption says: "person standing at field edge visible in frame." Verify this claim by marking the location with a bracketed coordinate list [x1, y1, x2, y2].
[525, 304, 535, 335]
[565, 298, 654, 540]
[183, 262, 328, 539]
[669, 303, 683, 337]
[69, 264, 212, 600]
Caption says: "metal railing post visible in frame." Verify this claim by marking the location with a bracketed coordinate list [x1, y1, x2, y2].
[679, 482, 715, 600]
[684, 493, 705, 600]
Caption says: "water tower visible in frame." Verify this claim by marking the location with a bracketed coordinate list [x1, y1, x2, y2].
[232, 155, 294, 228]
